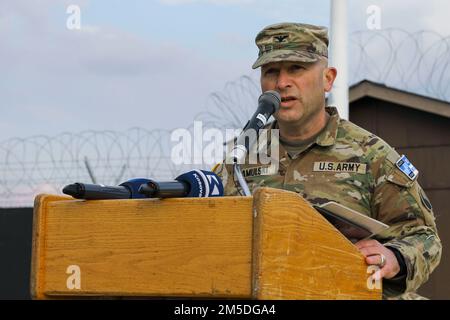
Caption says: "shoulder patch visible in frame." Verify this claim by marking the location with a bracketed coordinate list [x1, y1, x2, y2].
[419, 189, 433, 212]
[395, 155, 419, 181]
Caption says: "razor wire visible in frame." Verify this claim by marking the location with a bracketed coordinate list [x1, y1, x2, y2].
[1, 28, 450, 207]
[196, 28, 450, 132]
[0, 128, 185, 207]
[350, 28, 450, 101]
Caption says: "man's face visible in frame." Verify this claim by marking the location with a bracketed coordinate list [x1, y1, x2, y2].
[260, 60, 332, 125]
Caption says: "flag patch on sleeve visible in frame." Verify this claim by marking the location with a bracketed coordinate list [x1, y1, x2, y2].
[395, 155, 419, 181]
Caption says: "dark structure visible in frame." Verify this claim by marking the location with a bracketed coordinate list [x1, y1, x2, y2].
[0, 207, 33, 299]
[350, 80, 450, 299]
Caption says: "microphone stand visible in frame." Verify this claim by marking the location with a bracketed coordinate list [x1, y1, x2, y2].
[233, 162, 251, 196]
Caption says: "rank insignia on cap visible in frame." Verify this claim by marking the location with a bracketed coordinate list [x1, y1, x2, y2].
[274, 35, 289, 43]
[396, 155, 419, 181]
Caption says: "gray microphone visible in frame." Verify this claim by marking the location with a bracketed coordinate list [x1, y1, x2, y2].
[229, 90, 281, 164]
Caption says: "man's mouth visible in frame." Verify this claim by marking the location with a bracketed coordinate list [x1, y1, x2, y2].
[280, 96, 297, 107]
[281, 96, 297, 102]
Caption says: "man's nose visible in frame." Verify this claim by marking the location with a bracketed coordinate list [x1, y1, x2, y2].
[276, 69, 292, 90]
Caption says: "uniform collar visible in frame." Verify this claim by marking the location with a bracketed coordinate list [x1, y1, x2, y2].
[270, 106, 341, 148]
[258, 106, 341, 167]
[315, 106, 340, 147]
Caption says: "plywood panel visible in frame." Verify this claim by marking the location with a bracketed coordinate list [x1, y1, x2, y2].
[252, 188, 381, 300]
[31, 195, 253, 299]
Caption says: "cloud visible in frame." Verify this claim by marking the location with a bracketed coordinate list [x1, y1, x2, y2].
[58, 25, 195, 77]
[157, 0, 330, 24]
[217, 32, 250, 48]
[0, 0, 253, 140]
[2, 0, 450, 141]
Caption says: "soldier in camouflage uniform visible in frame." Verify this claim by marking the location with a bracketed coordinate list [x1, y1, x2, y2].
[213, 23, 441, 299]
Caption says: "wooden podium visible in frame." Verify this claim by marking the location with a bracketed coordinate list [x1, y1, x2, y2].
[30, 187, 381, 299]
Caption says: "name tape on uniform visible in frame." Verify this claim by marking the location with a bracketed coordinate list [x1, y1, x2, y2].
[242, 165, 278, 178]
[313, 162, 367, 174]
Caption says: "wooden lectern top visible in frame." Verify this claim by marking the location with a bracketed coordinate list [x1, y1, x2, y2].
[31, 188, 381, 300]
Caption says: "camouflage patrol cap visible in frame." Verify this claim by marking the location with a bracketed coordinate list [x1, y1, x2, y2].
[252, 22, 329, 69]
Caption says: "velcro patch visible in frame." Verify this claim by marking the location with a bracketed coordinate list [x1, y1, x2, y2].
[313, 162, 367, 174]
[395, 155, 419, 181]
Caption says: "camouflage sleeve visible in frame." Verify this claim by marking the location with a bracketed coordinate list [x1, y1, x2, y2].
[371, 149, 442, 298]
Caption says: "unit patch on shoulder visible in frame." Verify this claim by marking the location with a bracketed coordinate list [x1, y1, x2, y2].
[395, 155, 419, 181]
[419, 189, 433, 212]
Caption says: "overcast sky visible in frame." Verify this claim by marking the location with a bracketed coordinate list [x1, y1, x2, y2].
[1, 0, 450, 139]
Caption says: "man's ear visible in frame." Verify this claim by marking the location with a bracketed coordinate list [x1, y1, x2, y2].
[323, 67, 337, 92]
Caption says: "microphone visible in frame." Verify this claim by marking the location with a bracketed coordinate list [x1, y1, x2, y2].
[138, 170, 224, 198]
[62, 178, 152, 200]
[229, 90, 281, 164]
[62, 170, 224, 200]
